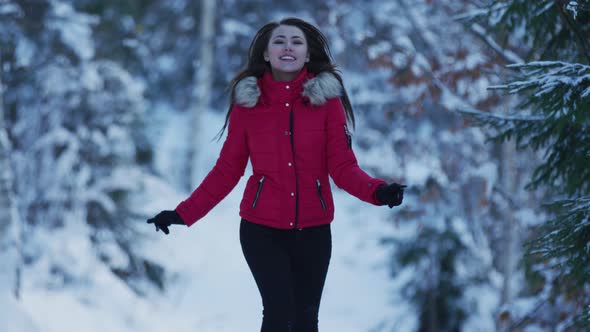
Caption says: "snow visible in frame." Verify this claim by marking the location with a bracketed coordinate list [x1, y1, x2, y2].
[0, 1, 21, 16]
[4, 108, 407, 332]
[157, 54, 177, 74]
[516, 208, 546, 227]
[368, 41, 392, 60]
[461, 284, 499, 332]
[566, 1, 580, 19]
[470, 161, 498, 198]
[405, 153, 448, 187]
[15, 37, 35, 68]
[49, 1, 99, 61]
[178, 16, 196, 31]
[222, 19, 255, 37]
[2, 0, 570, 330]
[0, 294, 41, 332]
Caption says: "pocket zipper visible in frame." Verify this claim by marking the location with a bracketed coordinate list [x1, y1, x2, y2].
[316, 179, 327, 210]
[252, 176, 265, 208]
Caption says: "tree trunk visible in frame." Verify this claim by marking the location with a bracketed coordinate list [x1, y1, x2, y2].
[427, 243, 439, 332]
[187, 0, 217, 190]
[0, 54, 22, 299]
[497, 138, 519, 331]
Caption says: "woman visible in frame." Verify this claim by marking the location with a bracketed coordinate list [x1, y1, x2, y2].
[147, 17, 406, 332]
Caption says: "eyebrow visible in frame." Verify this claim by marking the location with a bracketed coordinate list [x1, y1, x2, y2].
[272, 35, 304, 40]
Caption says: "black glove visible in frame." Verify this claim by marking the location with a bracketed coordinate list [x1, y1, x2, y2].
[146, 210, 185, 235]
[375, 183, 407, 208]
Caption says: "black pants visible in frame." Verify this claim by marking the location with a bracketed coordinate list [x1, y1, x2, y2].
[240, 219, 332, 332]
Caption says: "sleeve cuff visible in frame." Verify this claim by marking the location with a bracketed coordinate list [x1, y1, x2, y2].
[175, 204, 193, 227]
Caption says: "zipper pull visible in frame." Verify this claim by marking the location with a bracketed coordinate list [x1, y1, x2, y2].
[260, 176, 265, 183]
[316, 179, 321, 188]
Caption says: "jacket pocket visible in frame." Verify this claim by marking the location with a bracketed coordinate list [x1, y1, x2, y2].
[252, 176, 266, 208]
[316, 179, 327, 210]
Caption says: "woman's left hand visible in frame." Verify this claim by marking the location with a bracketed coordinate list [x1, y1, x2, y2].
[375, 183, 407, 208]
[146, 210, 185, 235]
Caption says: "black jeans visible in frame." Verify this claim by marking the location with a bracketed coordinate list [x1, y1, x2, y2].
[240, 219, 332, 332]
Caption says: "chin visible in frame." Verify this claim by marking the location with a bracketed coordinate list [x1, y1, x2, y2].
[280, 65, 304, 72]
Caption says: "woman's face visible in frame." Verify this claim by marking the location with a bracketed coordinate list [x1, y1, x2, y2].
[264, 25, 309, 81]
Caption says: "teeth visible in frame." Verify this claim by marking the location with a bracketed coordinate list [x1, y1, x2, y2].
[280, 56, 295, 60]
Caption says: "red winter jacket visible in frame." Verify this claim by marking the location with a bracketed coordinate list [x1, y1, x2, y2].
[176, 67, 386, 229]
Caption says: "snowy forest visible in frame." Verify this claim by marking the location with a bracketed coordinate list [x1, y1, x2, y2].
[1, 0, 589, 331]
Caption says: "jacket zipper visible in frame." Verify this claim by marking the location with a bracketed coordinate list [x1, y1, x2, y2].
[316, 179, 327, 210]
[252, 175, 265, 208]
[290, 109, 299, 228]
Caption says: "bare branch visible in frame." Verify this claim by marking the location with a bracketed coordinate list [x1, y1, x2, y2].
[469, 23, 525, 64]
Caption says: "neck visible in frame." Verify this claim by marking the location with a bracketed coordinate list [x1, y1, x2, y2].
[271, 70, 301, 82]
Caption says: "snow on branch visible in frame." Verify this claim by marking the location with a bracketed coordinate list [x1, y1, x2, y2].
[488, 61, 590, 97]
[0, 1, 22, 17]
[566, 1, 590, 19]
[556, 195, 590, 216]
[535, 1, 555, 17]
[452, 2, 510, 23]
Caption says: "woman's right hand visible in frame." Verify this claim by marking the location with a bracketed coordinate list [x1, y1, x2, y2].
[375, 183, 407, 208]
[146, 210, 185, 235]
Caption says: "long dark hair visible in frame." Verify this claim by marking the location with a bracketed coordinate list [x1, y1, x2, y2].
[216, 17, 355, 140]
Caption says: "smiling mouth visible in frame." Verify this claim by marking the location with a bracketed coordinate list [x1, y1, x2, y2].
[280, 56, 296, 61]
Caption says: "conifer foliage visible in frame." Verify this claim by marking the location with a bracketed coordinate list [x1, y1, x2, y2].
[0, 0, 160, 294]
[459, 0, 590, 328]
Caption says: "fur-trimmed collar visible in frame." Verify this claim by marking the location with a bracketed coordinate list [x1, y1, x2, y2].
[234, 71, 342, 108]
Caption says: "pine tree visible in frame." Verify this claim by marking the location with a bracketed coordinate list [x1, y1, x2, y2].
[0, 45, 22, 301]
[0, 0, 28, 302]
[458, 0, 590, 328]
[352, 1, 521, 329]
[1, 0, 163, 294]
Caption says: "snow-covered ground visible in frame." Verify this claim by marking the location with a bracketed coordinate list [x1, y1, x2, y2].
[6, 109, 414, 332]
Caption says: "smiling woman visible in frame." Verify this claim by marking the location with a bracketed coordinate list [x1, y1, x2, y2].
[146, 17, 406, 332]
[264, 25, 310, 81]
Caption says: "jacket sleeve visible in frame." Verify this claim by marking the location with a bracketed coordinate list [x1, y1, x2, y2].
[326, 98, 386, 205]
[175, 106, 249, 226]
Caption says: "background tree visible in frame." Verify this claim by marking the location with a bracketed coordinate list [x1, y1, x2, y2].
[2, 1, 584, 331]
[0, 53, 22, 300]
[187, 0, 217, 190]
[457, 0, 590, 329]
[349, 1, 548, 330]
[1, 0, 164, 294]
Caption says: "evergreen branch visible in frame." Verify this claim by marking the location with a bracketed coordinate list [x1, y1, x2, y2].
[473, 61, 590, 194]
[571, 3, 590, 11]
[527, 195, 590, 281]
[457, 0, 583, 63]
[455, 0, 590, 327]
[506, 60, 582, 68]
[510, 294, 584, 330]
[489, 61, 590, 96]
[556, 0, 590, 64]
[453, 107, 545, 122]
